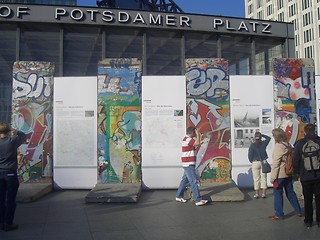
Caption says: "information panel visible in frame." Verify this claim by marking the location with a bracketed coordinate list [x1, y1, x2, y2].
[53, 77, 97, 189]
[142, 76, 186, 189]
[230, 75, 274, 187]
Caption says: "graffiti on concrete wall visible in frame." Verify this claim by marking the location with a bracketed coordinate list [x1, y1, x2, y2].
[273, 58, 316, 144]
[186, 58, 231, 182]
[12, 61, 55, 183]
[98, 58, 142, 184]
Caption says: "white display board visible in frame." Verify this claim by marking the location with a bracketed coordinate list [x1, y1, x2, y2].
[142, 76, 186, 189]
[53, 77, 97, 189]
[230, 75, 274, 187]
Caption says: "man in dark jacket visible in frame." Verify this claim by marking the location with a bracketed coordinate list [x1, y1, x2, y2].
[293, 123, 320, 228]
[0, 122, 26, 231]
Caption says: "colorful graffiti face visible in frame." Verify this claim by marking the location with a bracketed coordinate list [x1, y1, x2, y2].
[98, 58, 142, 184]
[273, 58, 316, 144]
[186, 58, 231, 183]
[12, 61, 55, 183]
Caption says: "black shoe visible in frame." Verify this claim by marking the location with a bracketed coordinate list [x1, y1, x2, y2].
[305, 222, 312, 229]
[0, 224, 4, 230]
[4, 224, 18, 231]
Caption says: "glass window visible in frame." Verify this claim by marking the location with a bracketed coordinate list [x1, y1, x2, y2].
[257, 10, 264, 19]
[146, 30, 181, 75]
[248, 4, 252, 14]
[104, 27, 142, 59]
[267, 5, 273, 16]
[277, 0, 284, 9]
[221, 35, 251, 75]
[0, 23, 16, 122]
[63, 25, 102, 76]
[257, 0, 262, 8]
[255, 37, 283, 74]
[278, 12, 284, 21]
[0, 23, 16, 83]
[0, 82, 12, 122]
[20, 23, 60, 75]
[304, 46, 313, 58]
[185, 32, 217, 59]
[302, 0, 310, 10]
[289, 4, 297, 17]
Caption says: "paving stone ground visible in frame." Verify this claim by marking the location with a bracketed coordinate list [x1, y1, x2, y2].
[1, 187, 319, 240]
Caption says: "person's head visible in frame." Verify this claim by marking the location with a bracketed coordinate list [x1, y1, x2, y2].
[272, 128, 287, 143]
[254, 131, 262, 143]
[304, 123, 316, 136]
[0, 122, 11, 135]
[186, 126, 196, 137]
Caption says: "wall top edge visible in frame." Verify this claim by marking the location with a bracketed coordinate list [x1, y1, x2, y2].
[0, 4, 294, 38]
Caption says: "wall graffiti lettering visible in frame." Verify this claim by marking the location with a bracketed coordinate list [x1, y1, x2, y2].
[186, 58, 231, 183]
[273, 58, 316, 144]
[97, 58, 142, 184]
[13, 73, 51, 99]
[186, 67, 229, 98]
[11, 61, 55, 183]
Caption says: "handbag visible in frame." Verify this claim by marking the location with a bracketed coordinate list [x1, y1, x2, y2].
[261, 159, 271, 173]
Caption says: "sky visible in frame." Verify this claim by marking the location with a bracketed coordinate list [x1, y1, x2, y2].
[77, 0, 245, 18]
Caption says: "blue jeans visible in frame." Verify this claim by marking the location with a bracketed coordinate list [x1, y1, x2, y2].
[0, 171, 20, 225]
[273, 177, 301, 218]
[176, 165, 201, 202]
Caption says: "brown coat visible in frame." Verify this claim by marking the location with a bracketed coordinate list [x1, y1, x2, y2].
[270, 142, 290, 180]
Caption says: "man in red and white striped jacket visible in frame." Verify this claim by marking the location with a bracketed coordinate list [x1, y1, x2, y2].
[176, 126, 208, 206]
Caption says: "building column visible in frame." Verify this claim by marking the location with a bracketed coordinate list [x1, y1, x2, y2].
[16, 24, 20, 61]
[181, 32, 185, 75]
[102, 29, 106, 59]
[264, 50, 270, 75]
[250, 37, 256, 75]
[217, 34, 222, 59]
[142, 31, 147, 75]
[59, 26, 63, 76]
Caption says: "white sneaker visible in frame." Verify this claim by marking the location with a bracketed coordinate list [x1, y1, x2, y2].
[195, 200, 208, 206]
[175, 197, 187, 203]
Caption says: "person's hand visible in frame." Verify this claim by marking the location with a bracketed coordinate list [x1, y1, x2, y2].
[194, 128, 201, 146]
[270, 178, 275, 184]
[195, 129, 201, 139]
[10, 128, 17, 136]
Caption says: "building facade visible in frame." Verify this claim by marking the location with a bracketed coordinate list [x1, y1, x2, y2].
[245, 0, 320, 75]
[0, 3, 295, 122]
[0, 0, 76, 5]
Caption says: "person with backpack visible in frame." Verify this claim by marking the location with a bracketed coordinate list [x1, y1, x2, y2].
[268, 128, 301, 220]
[293, 123, 320, 228]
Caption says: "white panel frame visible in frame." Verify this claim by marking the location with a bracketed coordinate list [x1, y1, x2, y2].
[53, 77, 97, 189]
[142, 76, 186, 189]
[230, 75, 274, 188]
